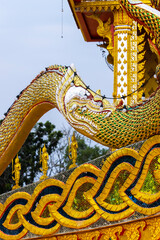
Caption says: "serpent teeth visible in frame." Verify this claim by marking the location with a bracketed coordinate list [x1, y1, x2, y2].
[104, 112, 112, 118]
[69, 104, 77, 112]
[85, 90, 90, 96]
[82, 107, 87, 112]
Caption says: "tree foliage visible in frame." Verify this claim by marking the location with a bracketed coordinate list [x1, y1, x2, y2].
[0, 121, 109, 194]
[48, 127, 109, 174]
[63, 131, 109, 170]
[0, 121, 63, 194]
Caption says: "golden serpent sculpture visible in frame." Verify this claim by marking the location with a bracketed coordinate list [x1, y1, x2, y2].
[1, 0, 160, 176]
[0, 61, 160, 175]
[0, 1, 160, 239]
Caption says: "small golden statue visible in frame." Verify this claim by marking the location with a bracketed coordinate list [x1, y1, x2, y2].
[68, 132, 78, 169]
[40, 144, 49, 180]
[12, 155, 21, 190]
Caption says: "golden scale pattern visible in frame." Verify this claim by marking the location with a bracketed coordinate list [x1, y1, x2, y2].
[0, 61, 159, 172]
[68, 77, 160, 148]
[0, 65, 67, 175]
[120, 0, 160, 48]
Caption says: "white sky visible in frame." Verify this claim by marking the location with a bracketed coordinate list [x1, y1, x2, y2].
[0, 0, 113, 131]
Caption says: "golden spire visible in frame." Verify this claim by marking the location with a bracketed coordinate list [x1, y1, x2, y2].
[40, 144, 49, 180]
[12, 155, 21, 190]
[68, 132, 78, 169]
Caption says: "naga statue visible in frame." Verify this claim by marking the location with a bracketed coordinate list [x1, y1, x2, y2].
[0, 0, 160, 176]
[1, 2, 160, 239]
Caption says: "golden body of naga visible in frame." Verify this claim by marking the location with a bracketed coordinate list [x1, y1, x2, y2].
[0, 63, 159, 175]
[0, 1, 160, 239]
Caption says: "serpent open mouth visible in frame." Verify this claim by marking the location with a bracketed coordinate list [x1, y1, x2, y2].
[55, 65, 115, 136]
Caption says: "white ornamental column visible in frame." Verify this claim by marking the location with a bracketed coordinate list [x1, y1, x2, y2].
[113, 9, 133, 105]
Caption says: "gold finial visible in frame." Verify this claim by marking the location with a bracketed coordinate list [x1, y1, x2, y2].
[68, 132, 78, 169]
[40, 144, 49, 180]
[12, 155, 21, 190]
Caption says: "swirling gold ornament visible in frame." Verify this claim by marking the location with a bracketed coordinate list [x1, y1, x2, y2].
[0, 136, 160, 239]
